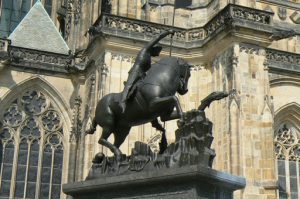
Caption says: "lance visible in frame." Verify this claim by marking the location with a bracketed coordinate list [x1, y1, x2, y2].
[169, 0, 193, 56]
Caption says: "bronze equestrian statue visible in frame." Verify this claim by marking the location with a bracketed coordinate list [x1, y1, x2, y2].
[86, 31, 192, 160]
[120, 30, 174, 112]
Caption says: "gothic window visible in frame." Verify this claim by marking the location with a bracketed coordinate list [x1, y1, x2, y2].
[0, 90, 65, 199]
[275, 123, 300, 199]
[44, 0, 52, 16]
[0, 0, 31, 37]
[0, 0, 53, 37]
[20, 0, 31, 18]
[101, 0, 112, 14]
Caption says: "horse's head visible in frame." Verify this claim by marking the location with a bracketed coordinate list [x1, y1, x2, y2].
[176, 58, 191, 95]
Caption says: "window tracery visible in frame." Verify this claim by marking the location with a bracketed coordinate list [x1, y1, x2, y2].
[0, 89, 64, 199]
[275, 123, 300, 199]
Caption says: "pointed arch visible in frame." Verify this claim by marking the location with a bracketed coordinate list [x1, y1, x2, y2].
[0, 76, 71, 199]
[274, 102, 300, 134]
[274, 102, 300, 198]
[0, 76, 72, 133]
[261, 103, 273, 122]
[229, 99, 240, 175]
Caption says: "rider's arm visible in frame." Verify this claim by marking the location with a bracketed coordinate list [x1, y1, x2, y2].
[144, 30, 175, 50]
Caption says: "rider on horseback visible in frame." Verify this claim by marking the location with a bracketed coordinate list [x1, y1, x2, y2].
[120, 30, 175, 112]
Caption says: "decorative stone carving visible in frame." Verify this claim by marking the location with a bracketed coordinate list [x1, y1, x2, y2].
[0, 89, 65, 198]
[3, 104, 23, 127]
[290, 11, 300, 24]
[278, 7, 287, 21]
[275, 124, 300, 161]
[240, 43, 260, 54]
[191, 64, 207, 71]
[21, 90, 48, 115]
[266, 49, 300, 67]
[21, 118, 41, 139]
[99, 4, 274, 48]
[231, 6, 271, 24]
[70, 96, 82, 142]
[8, 46, 71, 73]
[41, 110, 62, 132]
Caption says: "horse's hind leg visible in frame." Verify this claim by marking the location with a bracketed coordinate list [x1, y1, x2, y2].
[151, 119, 168, 154]
[114, 127, 131, 150]
[98, 128, 122, 160]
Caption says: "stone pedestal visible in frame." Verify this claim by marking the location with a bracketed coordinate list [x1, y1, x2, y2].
[63, 110, 246, 199]
[63, 165, 245, 199]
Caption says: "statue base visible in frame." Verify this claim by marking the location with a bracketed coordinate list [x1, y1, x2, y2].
[63, 164, 245, 199]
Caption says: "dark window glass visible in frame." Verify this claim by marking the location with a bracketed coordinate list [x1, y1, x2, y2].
[40, 183, 50, 199]
[0, 181, 11, 197]
[21, 0, 31, 18]
[101, 0, 112, 14]
[1, 162, 13, 180]
[0, 142, 14, 196]
[3, 0, 13, 9]
[14, 181, 25, 198]
[44, 0, 52, 16]
[0, 90, 64, 199]
[15, 140, 28, 198]
[26, 182, 36, 198]
[52, 184, 61, 198]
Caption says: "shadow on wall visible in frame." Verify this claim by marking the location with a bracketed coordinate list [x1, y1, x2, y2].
[0, 67, 17, 92]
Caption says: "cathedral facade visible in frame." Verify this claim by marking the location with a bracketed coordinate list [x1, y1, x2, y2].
[1, 0, 300, 198]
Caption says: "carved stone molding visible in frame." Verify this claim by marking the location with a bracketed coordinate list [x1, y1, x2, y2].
[111, 52, 135, 62]
[70, 96, 82, 142]
[275, 124, 300, 161]
[101, 64, 109, 76]
[191, 64, 207, 71]
[239, 43, 260, 54]
[290, 11, 300, 24]
[8, 46, 71, 73]
[99, 4, 274, 49]
[266, 48, 300, 74]
[231, 6, 272, 24]
[267, 49, 300, 65]
[278, 7, 287, 21]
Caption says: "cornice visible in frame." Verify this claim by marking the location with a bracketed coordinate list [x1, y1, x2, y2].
[97, 4, 274, 50]
[256, 0, 300, 10]
[266, 48, 300, 75]
[148, 0, 217, 10]
[7, 45, 71, 74]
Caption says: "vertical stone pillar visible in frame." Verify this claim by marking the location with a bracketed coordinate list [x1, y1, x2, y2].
[68, 96, 82, 183]
[233, 44, 277, 199]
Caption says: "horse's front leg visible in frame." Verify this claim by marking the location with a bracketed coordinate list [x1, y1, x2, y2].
[149, 96, 183, 122]
[151, 119, 167, 154]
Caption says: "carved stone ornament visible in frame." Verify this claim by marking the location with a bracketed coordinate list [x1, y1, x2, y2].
[278, 7, 287, 21]
[8, 46, 71, 73]
[290, 11, 300, 24]
[275, 124, 300, 161]
[99, 4, 273, 48]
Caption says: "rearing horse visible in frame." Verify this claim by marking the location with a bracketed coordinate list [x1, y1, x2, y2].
[87, 57, 191, 160]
